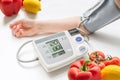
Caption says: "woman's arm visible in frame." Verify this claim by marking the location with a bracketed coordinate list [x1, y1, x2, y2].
[10, 16, 90, 37]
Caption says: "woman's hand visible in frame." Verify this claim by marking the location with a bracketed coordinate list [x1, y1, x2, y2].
[10, 19, 40, 37]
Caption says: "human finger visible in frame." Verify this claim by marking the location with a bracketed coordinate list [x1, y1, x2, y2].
[14, 29, 29, 38]
[13, 24, 22, 34]
[9, 19, 24, 29]
[15, 29, 30, 37]
[19, 29, 37, 37]
[12, 25, 17, 36]
[12, 25, 21, 37]
[15, 31, 22, 38]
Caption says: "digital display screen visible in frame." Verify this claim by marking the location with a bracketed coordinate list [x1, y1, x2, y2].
[46, 39, 65, 58]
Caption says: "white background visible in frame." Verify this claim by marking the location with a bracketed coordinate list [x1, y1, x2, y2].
[0, 0, 120, 80]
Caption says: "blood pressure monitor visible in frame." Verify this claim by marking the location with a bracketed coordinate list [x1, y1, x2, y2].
[32, 28, 89, 72]
[17, 28, 90, 72]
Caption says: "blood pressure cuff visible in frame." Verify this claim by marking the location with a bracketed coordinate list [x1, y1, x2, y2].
[82, 0, 120, 33]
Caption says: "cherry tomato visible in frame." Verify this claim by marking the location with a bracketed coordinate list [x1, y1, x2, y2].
[89, 51, 105, 61]
[104, 56, 120, 66]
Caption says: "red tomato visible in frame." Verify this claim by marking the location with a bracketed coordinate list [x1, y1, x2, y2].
[104, 56, 120, 66]
[89, 51, 105, 61]
[89, 51, 106, 70]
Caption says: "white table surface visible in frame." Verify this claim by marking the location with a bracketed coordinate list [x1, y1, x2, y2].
[0, 0, 120, 80]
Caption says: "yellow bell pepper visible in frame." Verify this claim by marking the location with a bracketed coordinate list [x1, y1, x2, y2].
[101, 65, 120, 80]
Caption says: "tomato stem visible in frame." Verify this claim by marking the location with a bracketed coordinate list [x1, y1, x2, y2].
[106, 55, 112, 60]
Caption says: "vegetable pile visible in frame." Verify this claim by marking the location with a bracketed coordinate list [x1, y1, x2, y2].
[0, 0, 42, 16]
[68, 50, 120, 80]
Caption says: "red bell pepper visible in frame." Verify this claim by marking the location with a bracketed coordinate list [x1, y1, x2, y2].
[68, 59, 101, 80]
[0, 0, 22, 16]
